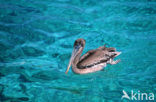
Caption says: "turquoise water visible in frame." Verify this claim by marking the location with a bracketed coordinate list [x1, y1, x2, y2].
[0, 0, 156, 102]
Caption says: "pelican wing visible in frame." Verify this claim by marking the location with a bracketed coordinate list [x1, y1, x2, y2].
[79, 50, 96, 61]
[78, 46, 118, 69]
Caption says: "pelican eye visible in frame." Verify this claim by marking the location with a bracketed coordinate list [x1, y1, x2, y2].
[74, 41, 83, 47]
[74, 43, 82, 50]
[79, 42, 83, 47]
[74, 45, 79, 49]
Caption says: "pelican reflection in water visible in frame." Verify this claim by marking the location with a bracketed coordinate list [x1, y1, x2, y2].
[65, 38, 121, 74]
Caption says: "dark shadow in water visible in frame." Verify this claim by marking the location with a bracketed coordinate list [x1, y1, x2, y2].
[0, 84, 29, 102]
[49, 86, 87, 95]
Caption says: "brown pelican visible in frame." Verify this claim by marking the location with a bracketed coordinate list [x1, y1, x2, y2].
[65, 38, 121, 74]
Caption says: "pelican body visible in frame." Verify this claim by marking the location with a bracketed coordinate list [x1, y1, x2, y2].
[65, 39, 121, 74]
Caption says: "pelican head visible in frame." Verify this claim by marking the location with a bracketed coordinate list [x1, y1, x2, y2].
[65, 39, 85, 74]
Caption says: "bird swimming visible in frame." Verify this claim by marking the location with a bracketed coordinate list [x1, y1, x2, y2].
[65, 38, 121, 74]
